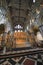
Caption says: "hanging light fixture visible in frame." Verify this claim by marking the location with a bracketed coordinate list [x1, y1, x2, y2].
[33, 0, 35, 3]
[36, 9, 40, 14]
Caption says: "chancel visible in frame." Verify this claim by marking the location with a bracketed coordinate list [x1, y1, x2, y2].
[0, 0, 43, 65]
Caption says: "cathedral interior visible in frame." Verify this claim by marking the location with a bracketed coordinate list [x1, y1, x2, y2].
[0, 0, 43, 65]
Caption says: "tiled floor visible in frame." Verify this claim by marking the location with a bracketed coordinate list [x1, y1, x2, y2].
[0, 54, 43, 65]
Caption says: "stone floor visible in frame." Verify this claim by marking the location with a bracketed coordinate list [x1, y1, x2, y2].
[0, 54, 43, 65]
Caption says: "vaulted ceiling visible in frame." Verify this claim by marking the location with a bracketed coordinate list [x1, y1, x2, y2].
[0, 0, 43, 30]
